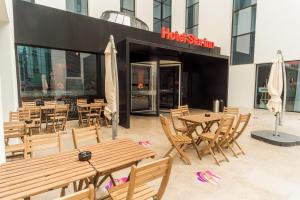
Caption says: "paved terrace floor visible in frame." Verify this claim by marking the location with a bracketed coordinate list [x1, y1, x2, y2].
[26, 108, 300, 200]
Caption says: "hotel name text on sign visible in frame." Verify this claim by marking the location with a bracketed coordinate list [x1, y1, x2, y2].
[161, 27, 214, 49]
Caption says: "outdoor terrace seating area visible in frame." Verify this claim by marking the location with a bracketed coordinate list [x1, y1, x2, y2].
[1, 104, 300, 200]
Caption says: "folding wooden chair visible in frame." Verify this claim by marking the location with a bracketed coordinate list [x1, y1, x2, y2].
[178, 105, 190, 115]
[160, 114, 192, 165]
[86, 103, 102, 126]
[77, 99, 88, 127]
[24, 132, 62, 159]
[224, 107, 239, 117]
[198, 116, 234, 166]
[46, 104, 69, 132]
[55, 184, 95, 200]
[24, 106, 42, 134]
[72, 125, 101, 149]
[25, 132, 69, 196]
[4, 122, 26, 159]
[94, 99, 105, 104]
[22, 101, 36, 107]
[170, 108, 188, 135]
[108, 155, 173, 200]
[220, 113, 251, 156]
[9, 110, 31, 122]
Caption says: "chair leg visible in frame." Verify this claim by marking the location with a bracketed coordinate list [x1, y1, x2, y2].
[208, 146, 220, 166]
[174, 145, 191, 165]
[191, 139, 201, 160]
[60, 186, 67, 197]
[233, 140, 245, 155]
[227, 141, 238, 158]
[216, 143, 229, 162]
[164, 146, 174, 157]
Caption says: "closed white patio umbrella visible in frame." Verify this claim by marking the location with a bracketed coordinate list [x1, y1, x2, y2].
[266, 50, 286, 136]
[104, 35, 119, 140]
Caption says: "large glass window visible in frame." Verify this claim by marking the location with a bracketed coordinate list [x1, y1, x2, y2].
[17, 45, 97, 100]
[231, 0, 257, 65]
[255, 61, 300, 112]
[185, 0, 199, 36]
[121, 0, 135, 16]
[66, 0, 88, 16]
[153, 0, 172, 33]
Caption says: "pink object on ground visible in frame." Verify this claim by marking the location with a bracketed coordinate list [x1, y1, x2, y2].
[105, 177, 129, 190]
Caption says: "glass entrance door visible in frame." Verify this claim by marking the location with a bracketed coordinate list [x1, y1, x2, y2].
[160, 64, 181, 110]
[131, 63, 157, 114]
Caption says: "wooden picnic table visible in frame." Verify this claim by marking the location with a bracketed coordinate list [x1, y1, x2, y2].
[79, 138, 156, 187]
[0, 150, 96, 200]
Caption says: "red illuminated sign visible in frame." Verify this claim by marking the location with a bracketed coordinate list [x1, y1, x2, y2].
[161, 27, 214, 49]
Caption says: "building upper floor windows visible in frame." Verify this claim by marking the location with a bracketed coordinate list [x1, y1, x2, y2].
[231, 0, 257, 65]
[22, 0, 35, 3]
[121, 0, 135, 17]
[66, 0, 88, 16]
[153, 0, 172, 33]
[185, 0, 199, 36]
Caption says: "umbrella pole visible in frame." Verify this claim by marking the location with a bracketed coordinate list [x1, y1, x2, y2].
[280, 51, 286, 126]
[274, 112, 280, 137]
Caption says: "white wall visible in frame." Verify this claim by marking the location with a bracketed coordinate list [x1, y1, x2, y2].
[89, 0, 120, 19]
[198, 0, 233, 56]
[171, 0, 185, 33]
[0, 77, 5, 164]
[136, 0, 153, 31]
[255, 0, 300, 63]
[35, 0, 66, 10]
[228, 64, 256, 108]
[0, 0, 18, 121]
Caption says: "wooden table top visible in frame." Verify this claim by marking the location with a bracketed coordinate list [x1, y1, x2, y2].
[79, 139, 156, 175]
[178, 113, 224, 124]
[0, 150, 96, 200]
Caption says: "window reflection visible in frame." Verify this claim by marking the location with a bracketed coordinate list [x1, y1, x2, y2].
[255, 61, 300, 112]
[153, 0, 172, 33]
[17, 45, 97, 99]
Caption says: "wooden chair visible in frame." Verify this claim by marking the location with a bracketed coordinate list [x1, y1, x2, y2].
[24, 132, 62, 159]
[178, 105, 190, 115]
[109, 155, 173, 200]
[169, 109, 188, 135]
[86, 103, 102, 126]
[160, 114, 192, 165]
[220, 113, 251, 156]
[22, 101, 36, 107]
[9, 110, 31, 122]
[24, 106, 42, 134]
[72, 125, 101, 149]
[77, 99, 89, 127]
[46, 104, 69, 132]
[94, 99, 104, 104]
[44, 101, 57, 106]
[4, 122, 26, 159]
[198, 116, 234, 166]
[55, 184, 95, 200]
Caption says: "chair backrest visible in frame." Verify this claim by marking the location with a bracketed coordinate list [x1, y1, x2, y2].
[77, 99, 87, 105]
[89, 103, 102, 114]
[214, 116, 234, 143]
[9, 110, 31, 122]
[169, 108, 185, 131]
[224, 107, 239, 117]
[231, 113, 251, 140]
[3, 122, 26, 139]
[178, 105, 190, 116]
[56, 184, 94, 200]
[126, 155, 173, 200]
[44, 101, 57, 106]
[25, 132, 62, 158]
[22, 101, 36, 108]
[94, 99, 105, 104]
[54, 104, 69, 118]
[24, 106, 41, 120]
[159, 115, 177, 145]
[72, 125, 101, 149]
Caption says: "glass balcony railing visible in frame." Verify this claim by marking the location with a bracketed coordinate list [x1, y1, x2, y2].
[100, 11, 149, 31]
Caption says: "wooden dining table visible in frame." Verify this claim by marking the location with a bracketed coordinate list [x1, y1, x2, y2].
[79, 138, 156, 187]
[0, 150, 96, 200]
